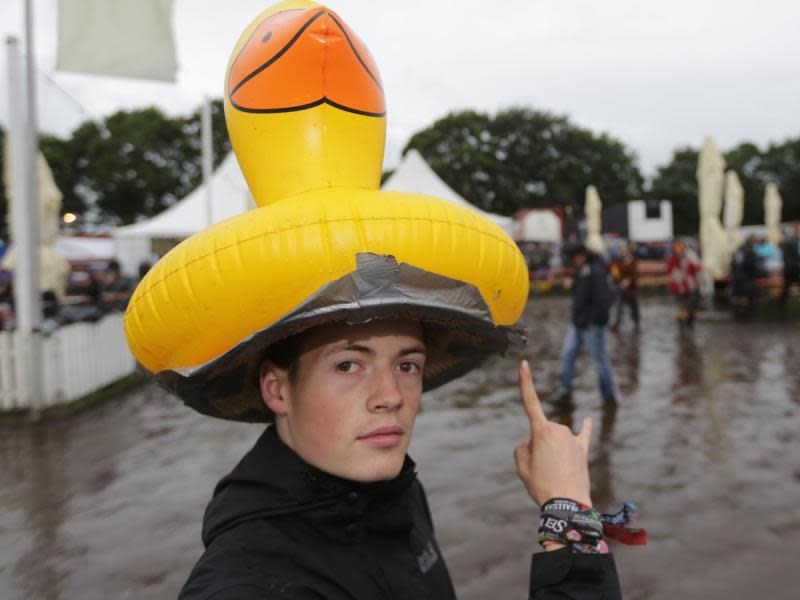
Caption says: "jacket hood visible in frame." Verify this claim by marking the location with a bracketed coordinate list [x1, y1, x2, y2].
[202, 427, 417, 547]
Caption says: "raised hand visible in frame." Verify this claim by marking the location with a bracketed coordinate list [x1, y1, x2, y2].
[514, 360, 593, 507]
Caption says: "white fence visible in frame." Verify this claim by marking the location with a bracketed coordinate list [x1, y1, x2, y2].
[0, 313, 137, 411]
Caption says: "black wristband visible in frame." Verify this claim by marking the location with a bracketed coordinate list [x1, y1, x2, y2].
[538, 498, 605, 553]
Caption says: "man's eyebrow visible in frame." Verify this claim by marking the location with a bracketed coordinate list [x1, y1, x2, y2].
[322, 343, 426, 357]
[397, 346, 426, 357]
[323, 342, 374, 357]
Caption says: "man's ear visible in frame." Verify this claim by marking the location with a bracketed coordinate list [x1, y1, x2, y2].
[259, 360, 290, 416]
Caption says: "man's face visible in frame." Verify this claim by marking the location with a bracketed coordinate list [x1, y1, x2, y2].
[261, 320, 426, 482]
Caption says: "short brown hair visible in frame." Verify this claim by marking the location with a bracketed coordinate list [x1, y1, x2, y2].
[261, 332, 305, 383]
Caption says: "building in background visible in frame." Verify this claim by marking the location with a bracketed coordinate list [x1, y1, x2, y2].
[514, 208, 563, 243]
[603, 200, 673, 243]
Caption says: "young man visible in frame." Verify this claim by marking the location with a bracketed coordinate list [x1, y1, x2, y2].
[556, 243, 617, 406]
[178, 317, 624, 599]
[123, 5, 639, 597]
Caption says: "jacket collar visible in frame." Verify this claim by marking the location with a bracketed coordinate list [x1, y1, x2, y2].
[202, 427, 417, 546]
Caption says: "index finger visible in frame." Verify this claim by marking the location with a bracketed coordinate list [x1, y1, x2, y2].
[518, 360, 547, 427]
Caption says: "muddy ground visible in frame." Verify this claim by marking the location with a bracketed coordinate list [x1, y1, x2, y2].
[1, 296, 799, 599]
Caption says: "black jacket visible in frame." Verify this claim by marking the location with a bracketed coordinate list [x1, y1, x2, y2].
[179, 428, 621, 599]
[572, 256, 613, 329]
[781, 236, 800, 278]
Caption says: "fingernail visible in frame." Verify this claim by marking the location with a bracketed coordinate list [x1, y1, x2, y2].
[521, 359, 529, 372]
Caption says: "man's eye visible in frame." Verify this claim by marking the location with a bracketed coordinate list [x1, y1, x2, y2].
[336, 361, 358, 373]
[398, 362, 422, 374]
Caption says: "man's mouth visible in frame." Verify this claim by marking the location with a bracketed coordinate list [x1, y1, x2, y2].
[357, 426, 404, 448]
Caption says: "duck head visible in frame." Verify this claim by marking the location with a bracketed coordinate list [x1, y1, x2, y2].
[224, 0, 387, 207]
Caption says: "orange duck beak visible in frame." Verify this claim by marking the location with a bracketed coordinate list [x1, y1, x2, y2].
[227, 7, 385, 116]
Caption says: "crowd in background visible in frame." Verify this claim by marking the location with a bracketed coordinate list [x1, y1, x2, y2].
[519, 222, 800, 325]
[0, 226, 797, 334]
[0, 259, 151, 332]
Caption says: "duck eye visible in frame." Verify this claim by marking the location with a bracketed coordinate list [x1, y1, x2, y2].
[261, 31, 273, 43]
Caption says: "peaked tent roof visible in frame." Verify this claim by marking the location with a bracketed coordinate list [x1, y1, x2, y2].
[382, 149, 514, 236]
[114, 153, 254, 239]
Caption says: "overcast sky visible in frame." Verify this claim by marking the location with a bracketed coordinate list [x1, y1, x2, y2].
[1, 0, 798, 176]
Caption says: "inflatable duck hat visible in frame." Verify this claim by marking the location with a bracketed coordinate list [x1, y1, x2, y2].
[124, 0, 529, 422]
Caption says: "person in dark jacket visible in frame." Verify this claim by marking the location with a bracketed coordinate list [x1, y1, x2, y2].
[556, 243, 617, 405]
[780, 224, 800, 315]
[730, 236, 760, 320]
[178, 319, 627, 600]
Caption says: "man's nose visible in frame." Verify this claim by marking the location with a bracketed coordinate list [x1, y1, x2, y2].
[368, 365, 403, 412]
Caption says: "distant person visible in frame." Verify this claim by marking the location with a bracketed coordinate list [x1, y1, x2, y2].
[780, 224, 800, 316]
[101, 260, 134, 312]
[556, 243, 617, 406]
[610, 245, 640, 331]
[730, 236, 760, 320]
[138, 260, 153, 281]
[0, 271, 14, 331]
[666, 241, 702, 330]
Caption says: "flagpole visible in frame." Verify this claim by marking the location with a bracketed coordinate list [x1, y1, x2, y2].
[22, 0, 43, 413]
[202, 96, 214, 227]
[6, 29, 43, 414]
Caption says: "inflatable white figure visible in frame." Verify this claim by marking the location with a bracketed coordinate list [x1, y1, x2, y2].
[723, 170, 744, 254]
[2, 144, 71, 299]
[584, 185, 605, 255]
[764, 183, 783, 246]
[696, 137, 729, 278]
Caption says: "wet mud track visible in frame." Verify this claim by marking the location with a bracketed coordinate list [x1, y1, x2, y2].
[2, 297, 799, 599]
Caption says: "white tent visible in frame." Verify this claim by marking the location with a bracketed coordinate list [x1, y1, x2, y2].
[113, 153, 254, 274]
[382, 150, 515, 237]
[55, 235, 115, 262]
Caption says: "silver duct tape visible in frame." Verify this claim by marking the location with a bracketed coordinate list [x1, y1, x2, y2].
[153, 253, 526, 422]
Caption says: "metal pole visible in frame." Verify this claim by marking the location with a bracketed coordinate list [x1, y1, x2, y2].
[5, 33, 43, 413]
[23, 0, 42, 327]
[201, 96, 214, 227]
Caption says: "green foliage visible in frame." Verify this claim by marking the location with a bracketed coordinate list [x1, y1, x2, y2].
[380, 169, 394, 186]
[3, 98, 796, 235]
[404, 107, 644, 215]
[650, 137, 800, 234]
[37, 99, 231, 226]
[648, 147, 699, 235]
[760, 137, 800, 224]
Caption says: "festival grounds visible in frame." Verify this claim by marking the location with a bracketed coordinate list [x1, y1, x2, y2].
[1, 296, 798, 599]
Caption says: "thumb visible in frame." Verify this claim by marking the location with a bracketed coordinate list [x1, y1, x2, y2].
[576, 417, 593, 454]
[514, 439, 531, 479]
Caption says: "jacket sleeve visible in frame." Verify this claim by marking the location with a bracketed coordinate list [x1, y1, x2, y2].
[528, 548, 621, 600]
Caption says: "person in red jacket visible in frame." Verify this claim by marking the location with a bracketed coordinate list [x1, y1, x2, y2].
[666, 241, 702, 329]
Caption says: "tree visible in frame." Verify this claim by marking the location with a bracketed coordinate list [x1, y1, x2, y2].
[760, 137, 800, 224]
[648, 147, 699, 236]
[650, 137, 800, 235]
[404, 107, 644, 216]
[37, 99, 231, 226]
[723, 142, 765, 226]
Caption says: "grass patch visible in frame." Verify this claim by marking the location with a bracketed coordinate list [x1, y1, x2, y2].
[0, 372, 148, 426]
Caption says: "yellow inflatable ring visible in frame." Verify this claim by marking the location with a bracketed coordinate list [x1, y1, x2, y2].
[124, 0, 529, 421]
